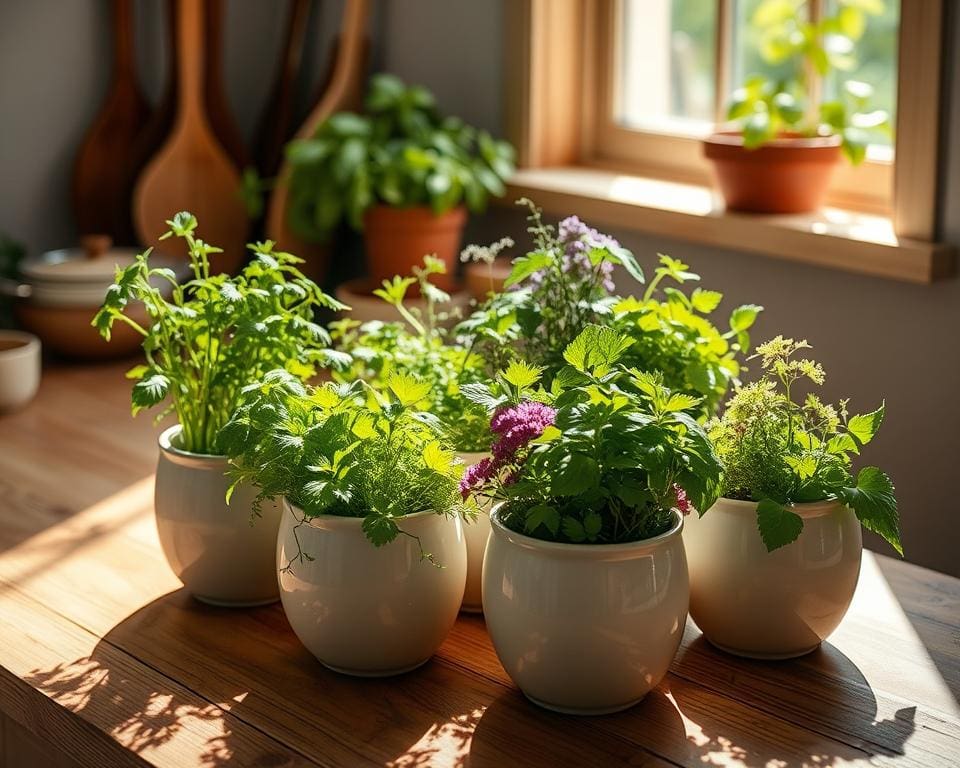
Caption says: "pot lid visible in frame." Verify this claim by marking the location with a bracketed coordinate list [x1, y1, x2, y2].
[20, 235, 146, 284]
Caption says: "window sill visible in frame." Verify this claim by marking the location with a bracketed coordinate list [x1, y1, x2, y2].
[501, 167, 954, 284]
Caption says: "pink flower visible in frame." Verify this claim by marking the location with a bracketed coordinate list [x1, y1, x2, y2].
[490, 402, 556, 466]
[459, 457, 494, 500]
[673, 484, 692, 516]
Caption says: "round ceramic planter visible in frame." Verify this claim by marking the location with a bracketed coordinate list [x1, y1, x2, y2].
[155, 425, 282, 607]
[0, 331, 41, 412]
[683, 497, 862, 659]
[703, 131, 841, 213]
[277, 501, 466, 676]
[456, 451, 492, 613]
[483, 505, 689, 715]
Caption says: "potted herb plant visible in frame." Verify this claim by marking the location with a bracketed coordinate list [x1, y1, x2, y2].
[93, 212, 345, 607]
[330, 256, 491, 612]
[219, 370, 469, 676]
[461, 325, 722, 714]
[458, 199, 761, 417]
[285, 74, 515, 290]
[704, 0, 891, 212]
[684, 337, 901, 659]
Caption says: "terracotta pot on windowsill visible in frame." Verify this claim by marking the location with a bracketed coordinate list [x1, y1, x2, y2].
[362, 204, 467, 291]
[703, 131, 842, 214]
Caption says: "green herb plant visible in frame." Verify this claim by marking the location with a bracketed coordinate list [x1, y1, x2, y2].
[285, 74, 516, 242]
[709, 336, 901, 553]
[93, 212, 347, 454]
[727, 0, 891, 163]
[330, 256, 490, 452]
[457, 199, 761, 417]
[218, 369, 469, 569]
[460, 325, 722, 544]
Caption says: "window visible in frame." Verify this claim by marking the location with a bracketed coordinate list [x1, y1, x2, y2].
[504, 0, 947, 280]
[589, 0, 899, 213]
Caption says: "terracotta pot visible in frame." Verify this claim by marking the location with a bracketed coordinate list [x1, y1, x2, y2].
[362, 205, 467, 290]
[703, 132, 842, 213]
[464, 258, 512, 303]
[683, 497, 862, 659]
[155, 425, 282, 607]
[456, 451, 492, 613]
[277, 501, 466, 676]
[483, 505, 689, 714]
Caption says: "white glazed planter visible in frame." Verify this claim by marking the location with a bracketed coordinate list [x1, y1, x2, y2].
[456, 450, 492, 613]
[278, 501, 466, 676]
[155, 425, 281, 607]
[0, 331, 41, 412]
[483, 505, 689, 715]
[683, 497, 862, 659]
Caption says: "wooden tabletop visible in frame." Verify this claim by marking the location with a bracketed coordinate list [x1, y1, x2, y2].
[0, 361, 958, 768]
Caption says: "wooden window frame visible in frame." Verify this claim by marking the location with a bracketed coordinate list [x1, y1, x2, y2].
[506, 0, 944, 244]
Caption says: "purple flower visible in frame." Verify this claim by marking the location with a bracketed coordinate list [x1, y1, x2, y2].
[460, 457, 494, 500]
[673, 484, 692, 516]
[490, 401, 556, 465]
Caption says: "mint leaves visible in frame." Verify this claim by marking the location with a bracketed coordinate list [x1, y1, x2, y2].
[838, 467, 901, 555]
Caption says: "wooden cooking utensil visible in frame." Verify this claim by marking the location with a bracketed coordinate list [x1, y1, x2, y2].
[133, 0, 248, 273]
[265, 0, 370, 283]
[253, 0, 314, 179]
[72, 0, 149, 245]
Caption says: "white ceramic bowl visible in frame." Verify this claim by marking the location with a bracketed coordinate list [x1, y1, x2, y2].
[683, 497, 862, 659]
[278, 501, 466, 676]
[0, 331, 41, 412]
[483, 505, 689, 714]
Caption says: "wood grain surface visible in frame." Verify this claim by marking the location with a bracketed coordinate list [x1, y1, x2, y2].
[0, 361, 957, 767]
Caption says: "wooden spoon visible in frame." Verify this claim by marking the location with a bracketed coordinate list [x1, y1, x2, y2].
[265, 0, 370, 283]
[72, 0, 149, 245]
[204, 0, 248, 170]
[133, 0, 248, 273]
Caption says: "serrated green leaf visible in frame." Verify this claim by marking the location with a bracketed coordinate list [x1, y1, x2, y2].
[839, 467, 901, 555]
[847, 403, 884, 446]
[502, 359, 543, 390]
[525, 504, 559, 536]
[362, 514, 399, 547]
[561, 516, 586, 542]
[387, 372, 432, 407]
[756, 497, 804, 552]
[691, 288, 723, 314]
[730, 304, 763, 332]
[504, 250, 552, 287]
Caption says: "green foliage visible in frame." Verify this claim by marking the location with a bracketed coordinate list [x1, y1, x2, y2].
[330, 257, 491, 451]
[710, 336, 901, 553]
[93, 213, 346, 454]
[285, 74, 515, 242]
[218, 369, 467, 565]
[457, 200, 760, 417]
[0, 232, 25, 328]
[727, 0, 892, 163]
[462, 325, 722, 545]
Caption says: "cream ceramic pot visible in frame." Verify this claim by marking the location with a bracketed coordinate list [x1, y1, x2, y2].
[0, 331, 41, 412]
[155, 425, 281, 606]
[483, 505, 689, 715]
[683, 497, 862, 659]
[278, 501, 466, 676]
[457, 451, 492, 613]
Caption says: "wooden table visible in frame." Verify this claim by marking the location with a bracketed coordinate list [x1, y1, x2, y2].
[0, 362, 958, 768]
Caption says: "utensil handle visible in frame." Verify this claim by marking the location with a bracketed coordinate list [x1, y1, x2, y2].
[0, 277, 31, 299]
[111, 0, 137, 78]
[176, 0, 205, 121]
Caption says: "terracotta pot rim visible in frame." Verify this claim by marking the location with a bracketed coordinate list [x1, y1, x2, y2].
[158, 425, 228, 465]
[489, 503, 684, 559]
[0, 330, 41, 360]
[705, 130, 842, 150]
[712, 496, 846, 520]
[363, 204, 468, 227]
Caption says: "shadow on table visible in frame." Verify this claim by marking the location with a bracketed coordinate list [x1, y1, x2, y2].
[669, 635, 917, 766]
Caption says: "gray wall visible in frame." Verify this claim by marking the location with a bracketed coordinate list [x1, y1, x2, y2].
[1, 0, 956, 574]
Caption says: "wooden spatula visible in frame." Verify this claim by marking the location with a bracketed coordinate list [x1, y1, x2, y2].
[133, 0, 248, 273]
[265, 0, 370, 283]
[72, 0, 149, 245]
